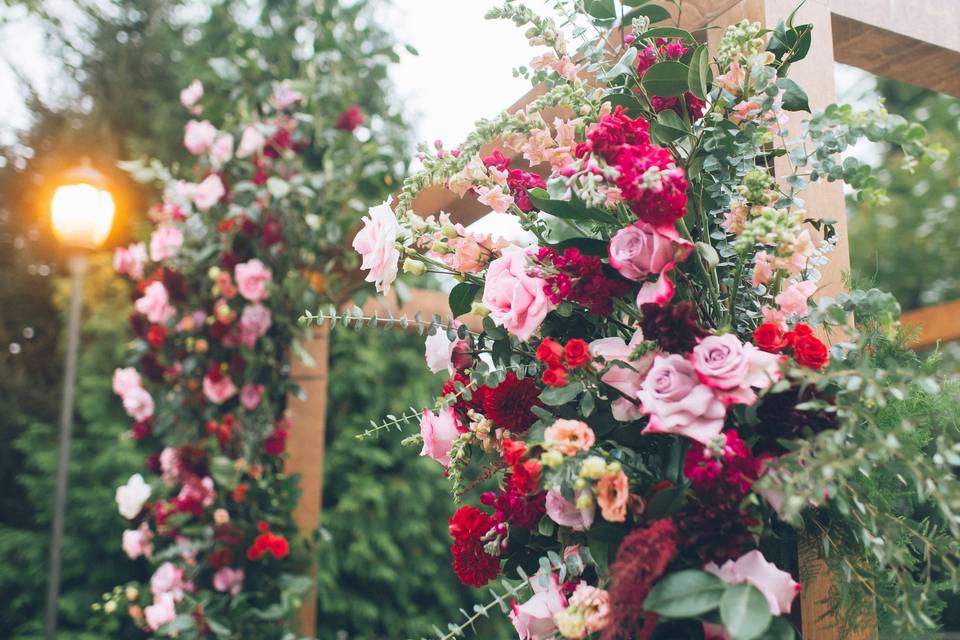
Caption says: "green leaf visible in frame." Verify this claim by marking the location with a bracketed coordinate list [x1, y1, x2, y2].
[644, 485, 687, 518]
[603, 91, 644, 116]
[641, 61, 690, 97]
[687, 44, 711, 100]
[585, 0, 616, 19]
[651, 109, 689, 144]
[720, 583, 773, 640]
[757, 617, 797, 640]
[622, 0, 651, 6]
[482, 316, 508, 341]
[540, 382, 585, 406]
[639, 27, 696, 42]
[624, 4, 671, 24]
[644, 570, 725, 617]
[528, 188, 617, 224]
[449, 282, 480, 317]
[777, 78, 810, 112]
[695, 241, 720, 269]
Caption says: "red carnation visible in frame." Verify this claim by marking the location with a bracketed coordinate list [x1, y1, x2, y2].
[449, 506, 500, 587]
[335, 105, 364, 131]
[508, 460, 542, 496]
[793, 334, 829, 369]
[482, 372, 541, 434]
[501, 438, 527, 467]
[564, 339, 591, 368]
[536, 337, 564, 366]
[753, 323, 788, 353]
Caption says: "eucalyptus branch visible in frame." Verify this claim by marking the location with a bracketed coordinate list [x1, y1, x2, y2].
[419, 575, 530, 640]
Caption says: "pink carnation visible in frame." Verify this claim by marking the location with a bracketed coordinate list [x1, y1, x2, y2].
[608, 222, 692, 282]
[209, 133, 234, 169]
[122, 387, 155, 422]
[705, 549, 800, 616]
[481, 245, 552, 342]
[236, 125, 265, 158]
[203, 372, 237, 405]
[638, 354, 726, 444]
[238, 303, 272, 347]
[144, 593, 177, 631]
[134, 281, 175, 324]
[114, 242, 147, 279]
[184, 119, 217, 155]
[149, 224, 184, 263]
[234, 259, 272, 302]
[179, 79, 203, 111]
[419, 406, 461, 467]
[150, 561, 186, 601]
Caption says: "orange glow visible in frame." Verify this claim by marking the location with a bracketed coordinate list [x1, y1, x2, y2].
[51, 182, 115, 249]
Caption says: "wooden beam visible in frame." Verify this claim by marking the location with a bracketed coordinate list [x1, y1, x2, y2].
[829, 0, 960, 60]
[902, 299, 960, 349]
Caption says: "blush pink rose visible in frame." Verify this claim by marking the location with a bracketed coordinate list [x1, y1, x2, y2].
[114, 242, 147, 279]
[149, 225, 184, 262]
[589, 329, 655, 421]
[510, 574, 567, 640]
[352, 201, 401, 294]
[545, 486, 595, 531]
[424, 324, 471, 374]
[234, 259, 272, 302]
[213, 567, 245, 597]
[183, 119, 217, 155]
[150, 561, 186, 600]
[135, 281, 175, 324]
[240, 383, 264, 411]
[236, 125, 266, 158]
[638, 354, 727, 444]
[192, 174, 225, 210]
[144, 593, 177, 631]
[691, 334, 784, 405]
[112, 367, 142, 397]
[122, 522, 154, 560]
[122, 387, 154, 422]
[705, 549, 800, 616]
[179, 79, 203, 111]
[608, 222, 693, 281]
[419, 406, 461, 467]
[209, 133, 234, 169]
[482, 245, 552, 342]
[203, 372, 237, 405]
[775, 280, 817, 317]
[238, 303, 272, 347]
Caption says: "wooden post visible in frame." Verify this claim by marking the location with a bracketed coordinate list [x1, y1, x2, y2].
[285, 323, 330, 638]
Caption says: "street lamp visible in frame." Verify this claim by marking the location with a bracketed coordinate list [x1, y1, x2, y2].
[44, 161, 115, 640]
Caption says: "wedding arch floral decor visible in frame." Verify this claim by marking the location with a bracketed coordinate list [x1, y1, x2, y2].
[306, 2, 958, 639]
[104, 23, 405, 638]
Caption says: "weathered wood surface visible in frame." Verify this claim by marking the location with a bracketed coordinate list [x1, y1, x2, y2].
[902, 299, 960, 349]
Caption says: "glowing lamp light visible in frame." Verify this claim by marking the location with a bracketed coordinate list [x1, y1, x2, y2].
[50, 164, 115, 250]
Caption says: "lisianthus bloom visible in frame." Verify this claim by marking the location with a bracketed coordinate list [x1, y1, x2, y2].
[419, 406, 462, 467]
[192, 174, 225, 210]
[213, 567, 245, 596]
[238, 303, 272, 347]
[596, 469, 629, 522]
[638, 354, 727, 444]
[183, 119, 217, 154]
[203, 368, 237, 404]
[510, 573, 568, 640]
[122, 521, 154, 560]
[112, 367, 142, 397]
[608, 221, 693, 282]
[353, 200, 402, 294]
[122, 387, 155, 422]
[589, 329, 654, 421]
[148, 224, 184, 263]
[235, 259, 272, 302]
[151, 561, 187, 601]
[144, 593, 176, 631]
[482, 245, 552, 341]
[236, 125, 266, 158]
[179, 79, 203, 111]
[705, 549, 800, 615]
[690, 333, 783, 405]
[335, 104, 364, 131]
[135, 281, 175, 324]
[240, 382, 264, 411]
[544, 419, 595, 456]
[545, 486, 595, 531]
[114, 242, 147, 279]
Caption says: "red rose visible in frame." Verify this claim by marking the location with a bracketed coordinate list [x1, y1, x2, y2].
[564, 338, 592, 368]
[784, 323, 813, 346]
[542, 365, 569, 387]
[335, 104, 365, 132]
[501, 438, 527, 466]
[535, 337, 564, 366]
[793, 334, 829, 369]
[146, 324, 167, 348]
[509, 459, 542, 495]
[752, 323, 788, 353]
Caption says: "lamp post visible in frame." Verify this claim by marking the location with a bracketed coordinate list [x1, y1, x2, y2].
[44, 161, 115, 640]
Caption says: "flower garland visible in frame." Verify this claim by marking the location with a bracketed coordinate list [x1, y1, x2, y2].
[329, 4, 958, 640]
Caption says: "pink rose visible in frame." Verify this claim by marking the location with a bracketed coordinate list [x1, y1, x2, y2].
[510, 574, 567, 640]
[236, 125, 265, 158]
[114, 242, 147, 279]
[482, 245, 552, 342]
[213, 567, 245, 597]
[775, 280, 817, 317]
[705, 549, 800, 616]
[160, 447, 182, 487]
[589, 330, 654, 422]
[122, 522, 154, 560]
[209, 133, 234, 169]
[638, 354, 726, 444]
[112, 367, 142, 397]
[177, 475, 216, 510]
[234, 259, 272, 302]
[636, 266, 677, 307]
[122, 387, 154, 422]
[240, 383, 264, 411]
[608, 222, 692, 281]
[144, 593, 177, 631]
[691, 334, 783, 405]
[419, 406, 461, 467]
[424, 328, 456, 374]
[352, 201, 401, 294]
[203, 372, 237, 405]
[149, 224, 184, 262]
[545, 486, 595, 531]
[184, 119, 217, 155]
[151, 561, 186, 601]
[135, 281, 175, 324]
[192, 174, 225, 210]
[179, 79, 203, 111]
[238, 303, 272, 347]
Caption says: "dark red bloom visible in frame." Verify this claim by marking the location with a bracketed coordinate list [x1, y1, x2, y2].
[263, 425, 288, 456]
[640, 301, 708, 353]
[564, 339, 591, 368]
[482, 372, 541, 434]
[601, 519, 678, 640]
[146, 324, 167, 348]
[684, 430, 765, 495]
[793, 334, 829, 369]
[132, 419, 153, 441]
[482, 486, 546, 530]
[449, 506, 500, 587]
[537, 247, 631, 315]
[501, 438, 527, 467]
[753, 322, 789, 353]
[335, 105, 365, 131]
[754, 385, 837, 454]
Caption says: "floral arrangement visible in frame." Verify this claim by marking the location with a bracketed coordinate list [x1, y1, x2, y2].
[105, 59, 403, 636]
[307, 3, 958, 639]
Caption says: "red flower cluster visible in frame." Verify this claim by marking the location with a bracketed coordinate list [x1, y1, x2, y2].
[246, 521, 289, 561]
[335, 104, 364, 132]
[483, 149, 547, 212]
[683, 430, 766, 494]
[449, 506, 501, 587]
[501, 438, 542, 496]
[206, 414, 237, 449]
[480, 485, 545, 531]
[535, 247, 631, 315]
[482, 372, 541, 434]
[753, 322, 829, 369]
[536, 337, 592, 387]
[263, 418, 289, 456]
